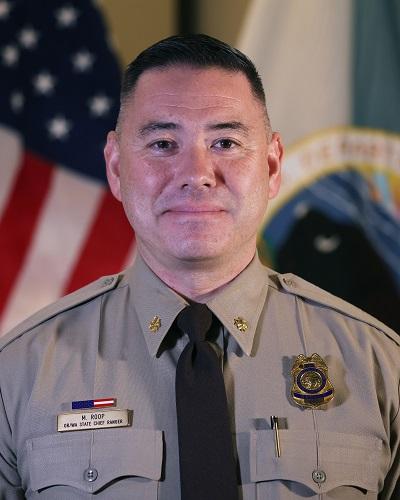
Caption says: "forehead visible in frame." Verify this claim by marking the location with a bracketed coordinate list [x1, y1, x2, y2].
[123, 65, 265, 122]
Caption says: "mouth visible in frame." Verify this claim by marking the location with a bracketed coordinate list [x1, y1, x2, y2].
[161, 208, 227, 225]
[163, 204, 226, 215]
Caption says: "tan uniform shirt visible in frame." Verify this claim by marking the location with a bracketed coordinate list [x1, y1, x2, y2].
[0, 254, 399, 499]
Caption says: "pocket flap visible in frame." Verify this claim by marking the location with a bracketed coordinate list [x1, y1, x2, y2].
[27, 428, 163, 492]
[250, 429, 382, 494]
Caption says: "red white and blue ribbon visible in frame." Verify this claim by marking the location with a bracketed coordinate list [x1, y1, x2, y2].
[72, 398, 116, 410]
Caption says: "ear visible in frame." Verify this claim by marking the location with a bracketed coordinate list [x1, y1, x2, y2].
[267, 132, 283, 200]
[104, 131, 122, 201]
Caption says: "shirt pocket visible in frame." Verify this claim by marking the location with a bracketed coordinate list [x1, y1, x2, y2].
[250, 429, 383, 498]
[26, 428, 163, 498]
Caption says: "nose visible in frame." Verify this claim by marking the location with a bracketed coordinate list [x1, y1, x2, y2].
[177, 145, 217, 190]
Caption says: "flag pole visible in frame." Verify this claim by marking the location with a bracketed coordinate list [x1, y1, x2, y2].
[177, 0, 199, 34]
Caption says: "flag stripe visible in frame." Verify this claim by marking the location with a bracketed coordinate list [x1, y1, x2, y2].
[64, 191, 135, 293]
[0, 151, 53, 318]
[0, 168, 104, 334]
[353, 0, 400, 134]
[238, 0, 352, 145]
[93, 399, 116, 407]
[0, 129, 22, 219]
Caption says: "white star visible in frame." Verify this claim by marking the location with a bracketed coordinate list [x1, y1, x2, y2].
[294, 202, 310, 219]
[47, 116, 72, 140]
[55, 5, 79, 27]
[10, 91, 24, 112]
[72, 50, 94, 72]
[88, 94, 112, 117]
[19, 27, 39, 49]
[314, 235, 341, 254]
[33, 71, 56, 95]
[0, 1, 11, 20]
[2, 44, 19, 66]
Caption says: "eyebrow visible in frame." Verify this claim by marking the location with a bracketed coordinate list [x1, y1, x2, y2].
[138, 122, 181, 136]
[205, 121, 249, 135]
[138, 120, 250, 137]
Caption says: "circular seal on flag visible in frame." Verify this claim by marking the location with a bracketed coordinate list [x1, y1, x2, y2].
[258, 127, 400, 333]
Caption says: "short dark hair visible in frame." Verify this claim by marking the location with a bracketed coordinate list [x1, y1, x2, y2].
[120, 33, 266, 108]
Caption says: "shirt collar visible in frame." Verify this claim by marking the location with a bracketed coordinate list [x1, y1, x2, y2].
[128, 253, 270, 357]
[206, 254, 269, 356]
[127, 254, 188, 357]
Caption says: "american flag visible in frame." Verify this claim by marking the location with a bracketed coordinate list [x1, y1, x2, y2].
[72, 398, 116, 410]
[0, 0, 135, 335]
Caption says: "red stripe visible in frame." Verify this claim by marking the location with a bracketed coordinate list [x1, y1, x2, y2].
[94, 399, 116, 407]
[64, 190, 135, 293]
[0, 151, 54, 317]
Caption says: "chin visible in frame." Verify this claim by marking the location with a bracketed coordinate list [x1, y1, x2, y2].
[168, 241, 228, 263]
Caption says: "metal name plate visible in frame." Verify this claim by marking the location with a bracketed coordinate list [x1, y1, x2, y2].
[57, 409, 133, 432]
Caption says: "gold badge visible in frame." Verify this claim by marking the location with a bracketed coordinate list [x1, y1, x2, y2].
[233, 317, 248, 332]
[148, 316, 161, 333]
[291, 353, 334, 409]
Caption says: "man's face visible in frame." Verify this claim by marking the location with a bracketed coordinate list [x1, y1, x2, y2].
[105, 65, 282, 271]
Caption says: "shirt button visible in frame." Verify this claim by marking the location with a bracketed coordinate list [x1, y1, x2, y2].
[283, 277, 293, 286]
[312, 469, 326, 484]
[102, 277, 114, 287]
[84, 468, 98, 482]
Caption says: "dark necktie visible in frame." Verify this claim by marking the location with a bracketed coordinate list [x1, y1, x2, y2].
[175, 303, 238, 500]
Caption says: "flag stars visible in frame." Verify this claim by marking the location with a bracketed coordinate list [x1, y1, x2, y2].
[10, 91, 24, 112]
[33, 71, 56, 95]
[2, 44, 19, 66]
[47, 116, 72, 140]
[19, 27, 39, 49]
[55, 5, 79, 28]
[88, 94, 112, 117]
[0, 0, 11, 20]
[72, 50, 94, 72]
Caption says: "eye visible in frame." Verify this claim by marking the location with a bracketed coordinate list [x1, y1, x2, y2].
[150, 140, 175, 150]
[212, 138, 239, 150]
[147, 139, 178, 155]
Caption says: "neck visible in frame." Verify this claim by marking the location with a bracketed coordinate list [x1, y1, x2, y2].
[137, 247, 256, 302]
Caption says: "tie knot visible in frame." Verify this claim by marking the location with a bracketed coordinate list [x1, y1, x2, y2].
[177, 303, 213, 343]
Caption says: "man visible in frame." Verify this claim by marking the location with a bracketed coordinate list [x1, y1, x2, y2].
[0, 34, 399, 499]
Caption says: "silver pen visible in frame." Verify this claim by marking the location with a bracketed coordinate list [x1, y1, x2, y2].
[270, 416, 281, 457]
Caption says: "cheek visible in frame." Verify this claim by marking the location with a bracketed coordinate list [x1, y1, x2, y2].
[236, 168, 270, 221]
[120, 158, 157, 193]
[119, 161, 170, 220]
[225, 157, 269, 200]
[117, 164, 145, 218]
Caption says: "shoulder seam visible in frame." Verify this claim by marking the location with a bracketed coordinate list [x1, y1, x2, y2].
[272, 272, 400, 347]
